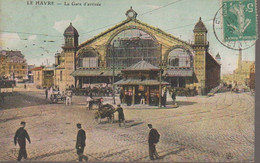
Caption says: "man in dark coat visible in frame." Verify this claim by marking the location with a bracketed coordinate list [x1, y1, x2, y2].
[45, 88, 48, 99]
[162, 91, 167, 107]
[171, 91, 176, 105]
[116, 104, 125, 127]
[76, 123, 88, 161]
[120, 91, 124, 104]
[14, 121, 31, 161]
[148, 124, 160, 160]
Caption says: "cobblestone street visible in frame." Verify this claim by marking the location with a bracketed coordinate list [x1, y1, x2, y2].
[0, 87, 254, 162]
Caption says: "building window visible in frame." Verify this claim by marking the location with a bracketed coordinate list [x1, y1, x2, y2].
[78, 51, 98, 68]
[168, 48, 192, 68]
[106, 29, 159, 69]
[60, 71, 63, 81]
[195, 34, 205, 44]
[37, 72, 40, 80]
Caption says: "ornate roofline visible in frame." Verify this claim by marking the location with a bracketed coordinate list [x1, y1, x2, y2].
[78, 18, 191, 49]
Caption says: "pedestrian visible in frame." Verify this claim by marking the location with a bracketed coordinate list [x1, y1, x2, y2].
[86, 95, 93, 110]
[126, 92, 132, 106]
[45, 88, 48, 100]
[76, 123, 88, 162]
[14, 121, 31, 161]
[171, 91, 176, 105]
[148, 124, 160, 160]
[116, 104, 126, 127]
[66, 89, 73, 106]
[162, 91, 167, 107]
[24, 84, 26, 89]
[120, 91, 124, 104]
[140, 92, 145, 104]
[89, 92, 93, 99]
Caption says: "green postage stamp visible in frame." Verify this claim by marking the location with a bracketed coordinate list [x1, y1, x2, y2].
[222, 0, 258, 41]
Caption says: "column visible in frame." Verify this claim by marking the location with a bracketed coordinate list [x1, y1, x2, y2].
[132, 86, 135, 105]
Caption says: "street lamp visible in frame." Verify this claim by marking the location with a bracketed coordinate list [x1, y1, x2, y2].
[159, 44, 162, 108]
[112, 43, 116, 104]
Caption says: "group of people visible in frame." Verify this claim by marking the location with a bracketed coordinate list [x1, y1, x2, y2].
[14, 121, 160, 161]
[45, 87, 73, 105]
[120, 90, 176, 107]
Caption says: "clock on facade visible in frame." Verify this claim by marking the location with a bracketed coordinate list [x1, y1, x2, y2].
[125, 6, 137, 19]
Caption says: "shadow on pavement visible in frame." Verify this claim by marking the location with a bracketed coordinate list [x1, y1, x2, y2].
[126, 122, 144, 128]
[99, 149, 128, 159]
[97, 120, 144, 128]
[0, 92, 50, 110]
[28, 148, 74, 160]
[159, 147, 185, 159]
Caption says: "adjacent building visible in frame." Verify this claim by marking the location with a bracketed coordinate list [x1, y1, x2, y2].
[55, 7, 221, 95]
[32, 65, 54, 88]
[222, 49, 255, 87]
[249, 63, 255, 90]
[27, 65, 36, 83]
[0, 50, 28, 82]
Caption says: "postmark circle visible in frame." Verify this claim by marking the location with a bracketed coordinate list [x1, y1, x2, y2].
[213, 3, 256, 51]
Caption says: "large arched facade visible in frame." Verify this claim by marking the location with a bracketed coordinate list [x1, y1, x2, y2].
[106, 28, 160, 69]
[73, 20, 197, 89]
[64, 8, 220, 95]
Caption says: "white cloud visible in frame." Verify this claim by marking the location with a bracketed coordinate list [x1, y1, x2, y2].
[53, 15, 83, 33]
[0, 33, 21, 50]
[28, 35, 37, 40]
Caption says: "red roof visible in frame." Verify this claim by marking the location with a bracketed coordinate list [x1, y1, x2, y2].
[31, 67, 43, 71]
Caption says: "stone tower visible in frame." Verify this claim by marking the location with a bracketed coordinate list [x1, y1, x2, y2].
[63, 22, 79, 88]
[193, 17, 208, 95]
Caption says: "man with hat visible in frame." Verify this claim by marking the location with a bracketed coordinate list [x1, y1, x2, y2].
[14, 121, 31, 161]
[116, 104, 126, 127]
[148, 124, 160, 160]
[76, 123, 88, 161]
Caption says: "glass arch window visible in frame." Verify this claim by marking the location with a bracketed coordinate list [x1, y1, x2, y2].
[168, 48, 192, 68]
[78, 51, 98, 68]
[107, 29, 159, 69]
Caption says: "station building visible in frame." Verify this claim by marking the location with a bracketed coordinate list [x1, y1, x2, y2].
[54, 7, 221, 95]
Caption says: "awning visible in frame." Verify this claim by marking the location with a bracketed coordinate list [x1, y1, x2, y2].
[114, 79, 169, 85]
[102, 70, 121, 76]
[165, 69, 193, 77]
[71, 69, 121, 77]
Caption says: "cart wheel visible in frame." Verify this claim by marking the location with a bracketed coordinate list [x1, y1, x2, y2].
[94, 112, 101, 124]
[107, 117, 111, 123]
[111, 114, 114, 123]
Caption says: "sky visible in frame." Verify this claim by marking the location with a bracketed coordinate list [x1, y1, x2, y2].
[0, 0, 256, 74]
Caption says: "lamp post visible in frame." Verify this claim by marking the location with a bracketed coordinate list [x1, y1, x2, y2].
[159, 44, 162, 108]
[112, 43, 116, 104]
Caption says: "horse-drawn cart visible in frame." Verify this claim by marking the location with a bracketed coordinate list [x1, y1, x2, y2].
[50, 91, 66, 104]
[94, 104, 116, 123]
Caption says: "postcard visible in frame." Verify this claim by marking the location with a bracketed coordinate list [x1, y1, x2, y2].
[0, 0, 257, 162]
